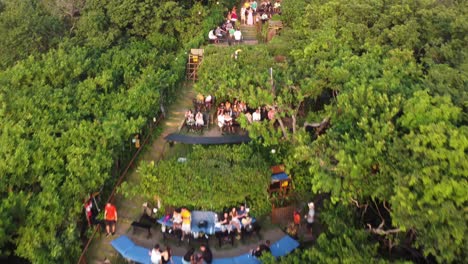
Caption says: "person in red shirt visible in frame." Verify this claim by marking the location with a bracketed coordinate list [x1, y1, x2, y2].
[104, 203, 118, 236]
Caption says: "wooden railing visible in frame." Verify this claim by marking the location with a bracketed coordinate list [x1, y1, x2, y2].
[77, 112, 164, 264]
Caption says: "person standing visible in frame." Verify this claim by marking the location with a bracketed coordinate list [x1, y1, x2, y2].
[305, 202, 315, 235]
[104, 202, 117, 236]
[247, 8, 254, 25]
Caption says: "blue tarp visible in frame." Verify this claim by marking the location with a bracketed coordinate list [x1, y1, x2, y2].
[232, 253, 261, 264]
[110, 235, 135, 259]
[125, 245, 151, 264]
[271, 172, 289, 182]
[112, 234, 298, 264]
[270, 235, 300, 258]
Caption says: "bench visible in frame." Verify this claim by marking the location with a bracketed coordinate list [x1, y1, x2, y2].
[130, 204, 157, 238]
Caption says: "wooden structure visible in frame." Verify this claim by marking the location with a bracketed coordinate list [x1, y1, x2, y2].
[267, 20, 284, 42]
[186, 49, 204, 81]
[269, 164, 292, 198]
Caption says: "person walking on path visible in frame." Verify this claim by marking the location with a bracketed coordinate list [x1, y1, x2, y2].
[104, 202, 118, 236]
[305, 202, 314, 235]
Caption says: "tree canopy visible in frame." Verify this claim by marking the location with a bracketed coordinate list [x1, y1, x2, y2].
[130, 145, 272, 216]
[195, 0, 467, 262]
[0, 0, 227, 262]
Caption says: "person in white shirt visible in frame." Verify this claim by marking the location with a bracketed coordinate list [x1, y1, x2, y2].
[195, 111, 204, 127]
[218, 112, 225, 132]
[305, 202, 315, 235]
[149, 244, 161, 264]
[252, 109, 261, 121]
[234, 28, 242, 43]
[208, 29, 217, 42]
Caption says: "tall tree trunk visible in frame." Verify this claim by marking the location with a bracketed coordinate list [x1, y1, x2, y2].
[292, 114, 297, 135]
[276, 118, 288, 139]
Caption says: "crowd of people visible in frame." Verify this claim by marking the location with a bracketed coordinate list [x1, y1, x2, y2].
[184, 95, 278, 134]
[208, 1, 282, 44]
[216, 99, 277, 133]
[169, 205, 253, 240]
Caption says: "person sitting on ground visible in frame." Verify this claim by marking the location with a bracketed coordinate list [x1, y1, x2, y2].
[234, 28, 242, 43]
[161, 246, 173, 264]
[199, 244, 213, 264]
[208, 29, 217, 42]
[195, 111, 204, 127]
[252, 108, 261, 122]
[181, 207, 192, 240]
[149, 244, 162, 264]
[252, 240, 271, 257]
[185, 109, 195, 126]
[182, 248, 195, 264]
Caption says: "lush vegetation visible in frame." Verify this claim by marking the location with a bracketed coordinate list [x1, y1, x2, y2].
[196, 0, 467, 263]
[128, 145, 272, 216]
[0, 0, 231, 263]
[1, 0, 466, 263]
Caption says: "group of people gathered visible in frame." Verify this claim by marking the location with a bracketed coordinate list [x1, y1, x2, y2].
[217, 99, 277, 133]
[215, 205, 253, 239]
[185, 94, 213, 129]
[208, 1, 282, 44]
[149, 243, 213, 264]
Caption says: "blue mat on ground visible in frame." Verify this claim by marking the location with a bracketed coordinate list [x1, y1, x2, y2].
[271, 172, 289, 182]
[213, 258, 235, 264]
[111, 235, 135, 259]
[112, 235, 297, 264]
[232, 253, 261, 264]
[270, 235, 300, 258]
[165, 133, 251, 145]
[125, 245, 151, 264]
[172, 256, 184, 264]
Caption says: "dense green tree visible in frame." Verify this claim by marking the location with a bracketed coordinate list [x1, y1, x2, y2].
[279, 0, 468, 262]
[128, 145, 272, 215]
[0, 0, 64, 69]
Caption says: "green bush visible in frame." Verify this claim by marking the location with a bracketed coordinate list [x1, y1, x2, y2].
[129, 144, 272, 216]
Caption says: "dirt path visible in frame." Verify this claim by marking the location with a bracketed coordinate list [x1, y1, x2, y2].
[86, 83, 195, 263]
